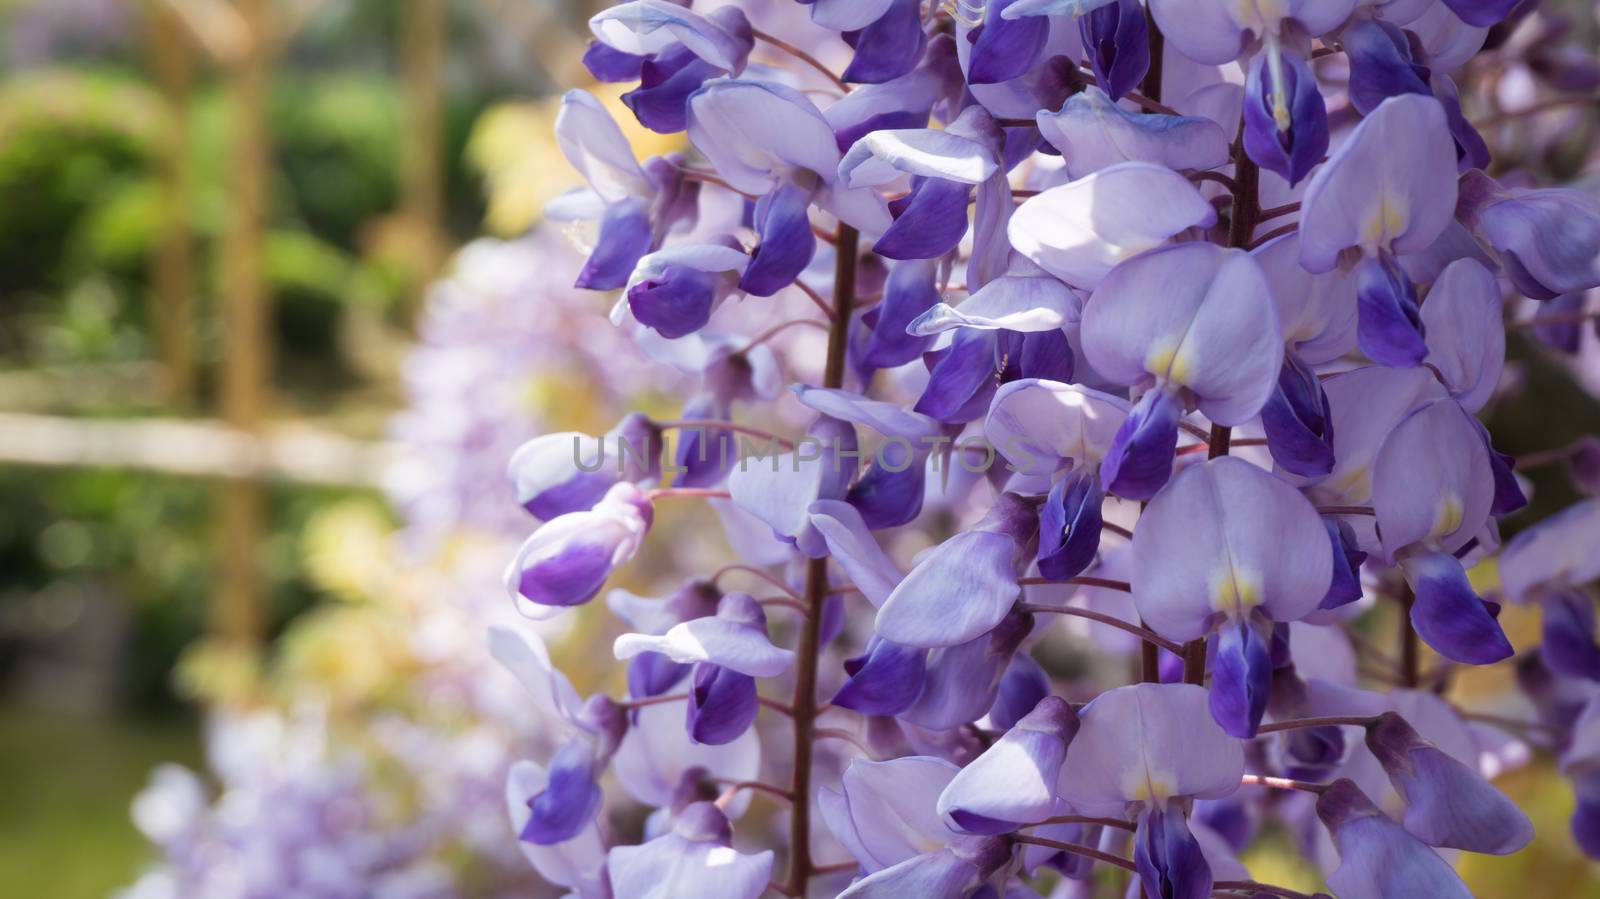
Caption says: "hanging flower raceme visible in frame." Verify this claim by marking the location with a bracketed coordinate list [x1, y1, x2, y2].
[471, 1, 1599, 895]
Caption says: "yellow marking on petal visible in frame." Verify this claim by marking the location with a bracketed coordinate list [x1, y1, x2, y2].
[1362, 191, 1409, 249]
[1210, 563, 1264, 616]
[1122, 767, 1176, 808]
[1328, 462, 1373, 503]
[1431, 494, 1464, 542]
[1144, 336, 1194, 385]
[1232, 0, 1287, 30]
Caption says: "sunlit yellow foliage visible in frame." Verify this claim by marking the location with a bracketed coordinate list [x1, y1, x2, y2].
[467, 84, 682, 237]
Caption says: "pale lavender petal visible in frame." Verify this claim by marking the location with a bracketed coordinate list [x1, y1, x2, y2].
[808, 499, 905, 607]
[1366, 712, 1533, 853]
[1371, 399, 1494, 558]
[686, 80, 842, 195]
[986, 379, 1131, 476]
[487, 626, 585, 736]
[1059, 683, 1245, 817]
[876, 496, 1035, 647]
[1299, 94, 1459, 273]
[505, 761, 608, 892]
[555, 89, 651, 202]
[1251, 233, 1357, 364]
[1499, 499, 1600, 604]
[590, 1, 752, 74]
[1008, 162, 1217, 289]
[907, 276, 1079, 336]
[1421, 258, 1504, 412]
[1148, 0, 1248, 65]
[1037, 87, 1230, 179]
[792, 386, 942, 439]
[1317, 779, 1474, 899]
[835, 756, 964, 871]
[835, 849, 979, 899]
[1082, 242, 1282, 425]
[614, 605, 794, 677]
[839, 108, 1001, 188]
[1132, 457, 1332, 641]
[607, 803, 773, 899]
[810, 0, 897, 31]
[938, 697, 1080, 833]
[611, 700, 761, 809]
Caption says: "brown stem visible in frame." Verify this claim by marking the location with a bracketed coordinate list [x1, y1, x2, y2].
[759, 696, 795, 716]
[1455, 709, 1561, 736]
[1019, 575, 1132, 592]
[1141, 636, 1162, 683]
[1256, 715, 1380, 734]
[1509, 308, 1599, 330]
[676, 167, 758, 199]
[1228, 144, 1261, 249]
[1316, 504, 1376, 516]
[1141, 4, 1164, 105]
[1214, 881, 1317, 899]
[713, 779, 794, 801]
[1012, 835, 1137, 872]
[740, 318, 831, 352]
[1018, 602, 1183, 654]
[752, 29, 849, 92]
[617, 692, 688, 709]
[1399, 583, 1419, 689]
[792, 279, 837, 317]
[1189, 170, 1238, 190]
[815, 728, 881, 759]
[1515, 439, 1588, 469]
[712, 563, 800, 598]
[1033, 814, 1137, 831]
[1248, 222, 1299, 249]
[759, 596, 813, 616]
[784, 224, 858, 896]
[1102, 521, 1134, 539]
[1240, 774, 1327, 794]
[1257, 201, 1300, 222]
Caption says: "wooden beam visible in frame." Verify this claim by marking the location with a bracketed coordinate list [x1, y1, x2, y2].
[147, 0, 198, 408]
[216, 0, 273, 647]
[401, 0, 447, 307]
[0, 413, 394, 488]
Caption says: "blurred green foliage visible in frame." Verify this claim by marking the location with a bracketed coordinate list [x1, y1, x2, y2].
[0, 705, 199, 897]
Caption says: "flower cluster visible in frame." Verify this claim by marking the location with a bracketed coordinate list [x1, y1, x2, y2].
[500, 2, 1600, 898]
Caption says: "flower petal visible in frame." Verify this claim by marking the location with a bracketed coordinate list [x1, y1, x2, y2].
[1082, 242, 1282, 425]
[1060, 683, 1245, 817]
[1132, 457, 1332, 642]
[1299, 94, 1459, 273]
[1009, 162, 1217, 289]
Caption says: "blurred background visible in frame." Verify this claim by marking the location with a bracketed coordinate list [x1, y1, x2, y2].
[0, 1, 1596, 897]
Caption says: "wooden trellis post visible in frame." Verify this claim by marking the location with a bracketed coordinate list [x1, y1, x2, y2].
[402, 0, 446, 307]
[215, 0, 274, 648]
[147, 1, 198, 408]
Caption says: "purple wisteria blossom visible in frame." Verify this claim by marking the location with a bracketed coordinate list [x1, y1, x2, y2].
[488, 2, 1600, 898]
